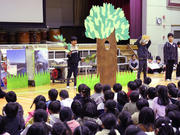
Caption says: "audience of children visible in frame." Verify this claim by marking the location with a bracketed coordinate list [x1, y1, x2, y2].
[1, 79, 180, 135]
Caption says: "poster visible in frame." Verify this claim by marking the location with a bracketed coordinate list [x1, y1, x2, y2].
[0, 50, 7, 88]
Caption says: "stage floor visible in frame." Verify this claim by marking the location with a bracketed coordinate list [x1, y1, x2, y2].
[0, 72, 179, 116]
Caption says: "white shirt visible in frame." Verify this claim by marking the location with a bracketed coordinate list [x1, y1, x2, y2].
[61, 98, 73, 108]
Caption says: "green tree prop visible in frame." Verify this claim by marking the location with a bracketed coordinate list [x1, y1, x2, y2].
[85, 3, 130, 86]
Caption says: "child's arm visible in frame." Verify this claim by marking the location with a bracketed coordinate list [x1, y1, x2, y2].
[163, 43, 167, 64]
[146, 40, 151, 49]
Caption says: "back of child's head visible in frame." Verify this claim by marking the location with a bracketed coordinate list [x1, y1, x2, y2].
[128, 81, 137, 91]
[134, 79, 142, 88]
[105, 100, 118, 115]
[0, 115, 5, 134]
[84, 120, 99, 135]
[27, 122, 47, 135]
[144, 77, 152, 85]
[94, 83, 103, 93]
[147, 87, 157, 99]
[167, 83, 176, 90]
[139, 85, 148, 99]
[51, 122, 66, 135]
[4, 102, 18, 118]
[5, 91, 17, 102]
[104, 90, 114, 101]
[35, 101, 47, 110]
[59, 90, 69, 99]
[139, 107, 155, 126]
[168, 88, 178, 98]
[157, 85, 169, 106]
[165, 104, 179, 116]
[31, 95, 46, 109]
[60, 107, 72, 122]
[155, 117, 174, 135]
[113, 83, 122, 93]
[71, 100, 83, 118]
[167, 110, 180, 130]
[125, 125, 146, 135]
[101, 113, 117, 134]
[103, 84, 111, 93]
[48, 89, 58, 101]
[84, 102, 97, 118]
[48, 100, 61, 114]
[81, 85, 91, 98]
[78, 84, 87, 94]
[136, 98, 149, 111]
[34, 109, 48, 122]
[117, 91, 129, 105]
[118, 111, 133, 127]
[130, 91, 139, 103]
[73, 126, 90, 135]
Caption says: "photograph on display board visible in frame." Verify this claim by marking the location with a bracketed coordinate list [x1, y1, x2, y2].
[34, 50, 48, 73]
[1, 50, 7, 88]
[7, 49, 27, 76]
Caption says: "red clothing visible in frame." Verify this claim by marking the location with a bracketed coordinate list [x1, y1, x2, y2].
[127, 90, 132, 98]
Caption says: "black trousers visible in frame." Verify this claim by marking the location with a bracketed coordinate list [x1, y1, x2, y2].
[137, 59, 147, 80]
[176, 62, 180, 77]
[67, 66, 78, 86]
[166, 60, 175, 80]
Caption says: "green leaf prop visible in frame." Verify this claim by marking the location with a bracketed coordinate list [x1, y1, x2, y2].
[85, 3, 130, 41]
[53, 35, 71, 51]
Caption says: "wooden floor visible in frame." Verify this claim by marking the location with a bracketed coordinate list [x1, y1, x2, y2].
[0, 72, 179, 117]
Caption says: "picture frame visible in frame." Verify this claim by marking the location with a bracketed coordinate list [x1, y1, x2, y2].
[168, 0, 180, 7]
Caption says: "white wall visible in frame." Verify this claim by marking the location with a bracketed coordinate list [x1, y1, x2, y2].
[46, 0, 74, 28]
[142, 0, 180, 60]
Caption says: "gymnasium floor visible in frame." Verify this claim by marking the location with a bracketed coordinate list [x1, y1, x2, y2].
[0, 72, 179, 117]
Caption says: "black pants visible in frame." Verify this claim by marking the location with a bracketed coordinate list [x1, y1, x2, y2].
[67, 66, 78, 86]
[176, 62, 180, 77]
[137, 59, 147, 80]
[166, 60, 175, 80]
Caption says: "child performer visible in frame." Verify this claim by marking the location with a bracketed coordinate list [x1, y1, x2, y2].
[176, 41, 180, 80]
[67, 36, 83, 89]
[163, 33, 178, 81]
[134, 35, 151, 80]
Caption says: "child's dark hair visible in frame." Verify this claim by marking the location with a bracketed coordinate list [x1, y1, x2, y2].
[103, 84, 111, 93]
[165, 104, 179, 116]
[177, 41, 180, 45]
[0, 88, 6, 99]
[48, 101, 61, 114]
[136, 98, 149, 111]
[84, 102, 98, 118]
[31, 95, 46, 109]
[157, 85, 170, 106]
[94, 83, 103, 93]
[167, 33, 174, 38]
[139, 107, 155, 127]
[167, 83, 176, 90]
[128, 81, 137, 91]
[144, 77, 152, 85]
[78, 84, 87, 94]
[118, 111, 133, 128]
[84, 120, 99, 135]
[147, 87, 157, 99]
[117, 91, 129, 105]
[134, 79, 142, 88]
[4, 102, 18, 118]
[178, 81, 180, 88]
[73, 126, 90, 135]
[27, 122, 48, 135]
[5, 91, 17, 102]
[48, 89, 58, 101]
[33, 109, 48, 122]
[82, 85, 91, 98]
[35, 101, 47, 110]
[156, 56, 161, 61]
[105, 100, 118, 116]
[155, 117, 174, 135]
[59, 90, 69, 99]
[125, 125, 145, 135]
[51, 122, 67, 135]
[101, 113, 117, 135]
[113, 83, 122, 93]
[130, 91, 139, 103]
[71, 100, 83, 118]
[104, 90, 114, 101]
[139, 85, 148, 99]
[168, 88, 178, 98]
[60, 107, 72, 122]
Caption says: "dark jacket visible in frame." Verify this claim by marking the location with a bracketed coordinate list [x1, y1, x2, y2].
[67, 50, 81, 67]
[163, 42, 178, 64]
[134, 37, 151, 60]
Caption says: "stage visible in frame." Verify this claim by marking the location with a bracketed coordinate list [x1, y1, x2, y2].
[0, 72, 179, 116]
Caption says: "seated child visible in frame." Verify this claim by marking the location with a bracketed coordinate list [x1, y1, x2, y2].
[91, 83, 103, 105]
[46, 89, 58, 107]
[59, 90, 73, 108]
[113, 83, 122, 102]
[129, 54, 139, 72]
